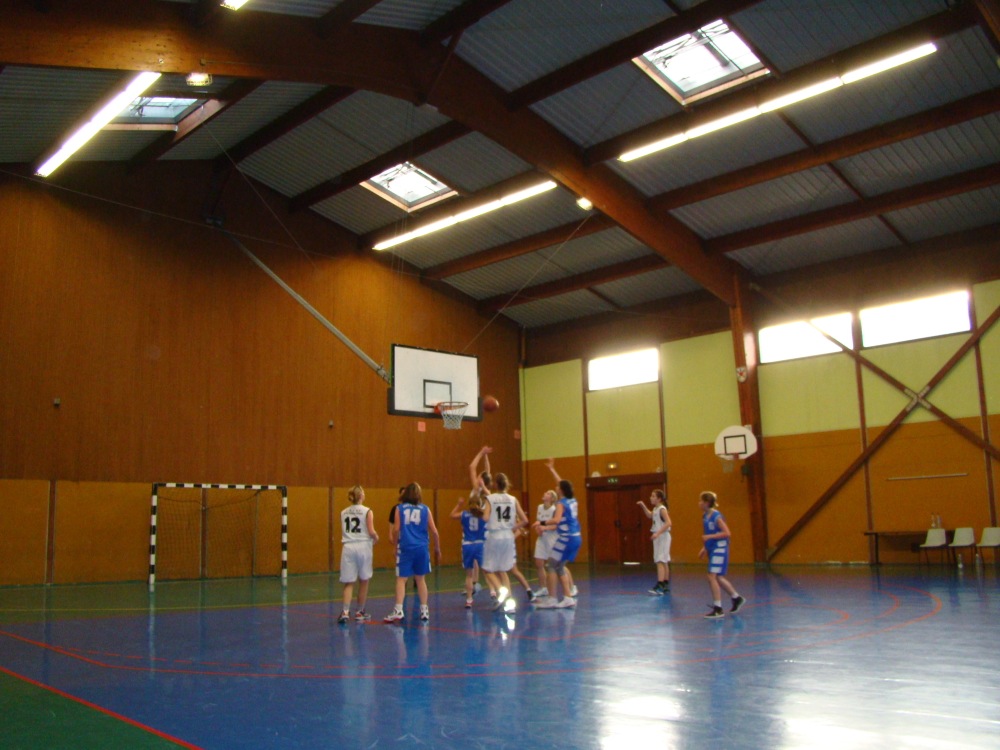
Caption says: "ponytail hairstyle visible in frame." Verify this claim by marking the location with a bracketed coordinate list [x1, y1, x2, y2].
[558, 479, 574, 499]
[652, 489, 667, 510]
[403, 482, 422, 505]
[348, 485, 364, 505]
[699, 491, 718, 508]
[495, 473, 509, 492]
[467, 493, 485, 518]
[480, 471, 493, 491]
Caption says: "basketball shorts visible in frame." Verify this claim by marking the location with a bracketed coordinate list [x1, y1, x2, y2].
[534, 532, 556, 561]
[462, 541, 484, 570]
[653, 531, 672, 564]
[396, 545, 431, 577]
[707, 540, 729, 575]
[340, 542, 373, 583]
[550, 533, 581, 564]
[482, 535, 515, 573]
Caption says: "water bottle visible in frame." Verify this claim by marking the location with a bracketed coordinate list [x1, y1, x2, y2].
[930, 513, 937, 528]
[936, 514, 942, 529]
[975, 550, 983, 573]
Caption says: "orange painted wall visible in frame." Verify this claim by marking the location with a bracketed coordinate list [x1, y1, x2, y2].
[0, 480, 50, 585]
[287, 486, 330, 576]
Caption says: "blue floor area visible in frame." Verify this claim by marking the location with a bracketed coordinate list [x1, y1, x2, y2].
[1, 565, 999, 749]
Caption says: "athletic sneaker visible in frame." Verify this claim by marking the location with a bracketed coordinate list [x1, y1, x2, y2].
[465, 598, 473, 609]
[534, 587, 549, 599]
[472, 582, 483, 595]
[570, 585, 579, 597]
[533, 596, 558, 609]
[704, 605, 724, 620]
[730, 595, 746, 613]
[354, 609, 371, 622]
[555, 597, 576, 609]
[493, 586, 510, 610]
[503, 598, 516, 613]
[383, 608, 404, 624]
[661, 582, 670, 594]
[419, 605, 430, 622]
[526, 588, 536, 601]
[337, 610, 350, 624]
[648, 582, 663, 596]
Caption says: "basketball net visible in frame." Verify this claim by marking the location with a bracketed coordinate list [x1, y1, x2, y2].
[720, 453, 741, 474]
[438, 401, 468, 430]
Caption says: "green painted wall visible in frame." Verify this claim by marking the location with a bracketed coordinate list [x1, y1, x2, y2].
[586, 381, 662, 455]
[520, 359, 585, 461]
[760, 353, 860, 437]
[862, 333, 980, 426]
[661, 332, 741, 447]
[974, 279, 1000, 414]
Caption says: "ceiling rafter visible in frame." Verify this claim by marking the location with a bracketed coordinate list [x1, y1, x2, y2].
[973, 0, 1000, 53]
[422, 215, 615, 280]
[129, 78, 262, 168]
[0, 0, 741, 305]
[648, 88, 1000, 212]
[478, 254, 669, 312]
[316, 0, 383, 38]
[421, 0, 517, 45]
[289, 120, 471, 211]
[188, 0, 222, 27]
[585, 4, 977, 165]
[505, 0, 764, 110]
[705, 162, 1000, 255]
[219, 85, 355, 167]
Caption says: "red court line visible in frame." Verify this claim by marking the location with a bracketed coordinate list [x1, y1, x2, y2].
[0, 664, 203, 749]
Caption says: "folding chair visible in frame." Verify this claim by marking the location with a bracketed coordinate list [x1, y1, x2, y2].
[919, 528, 948, 564]
[948, 527, 976, 566]
[978, 527, 1000, 564]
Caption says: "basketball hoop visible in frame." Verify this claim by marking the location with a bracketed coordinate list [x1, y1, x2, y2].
[437, 401, 468, 430]
[720, 453, 741, 474]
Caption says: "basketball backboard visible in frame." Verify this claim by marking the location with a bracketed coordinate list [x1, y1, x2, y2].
[388, 344, 482, 420]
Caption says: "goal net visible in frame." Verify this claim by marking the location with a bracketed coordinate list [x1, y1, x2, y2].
[149, 483, 287, 586]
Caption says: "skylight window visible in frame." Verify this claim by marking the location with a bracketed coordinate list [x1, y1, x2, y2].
[363, 162, 456, 212]
[115, 96, 201, 124]
[635, 20, 769, 104]
[759, 313, 854, 364]
[588, 348, 659, 391]
[860, 291, 970, 348]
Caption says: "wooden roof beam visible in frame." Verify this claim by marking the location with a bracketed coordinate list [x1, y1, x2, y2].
[479, 254, 668, 311]
[316, 0, 382, 38]
[219, 86, 355, 167]
[289, 120, 471, 211]
[973, 0, 1000, 53]
[129, 78, 262, 167]
[586, 4, 977, 164]
[421, 0, 517, 45]
[648, 88, 1000, 212]
[506, 0, 764, 110]
[706, 162, 1000, 255]
[188, 0, 222, 27]
[422, 215, 615, 280]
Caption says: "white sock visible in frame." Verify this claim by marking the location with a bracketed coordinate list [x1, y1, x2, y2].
[732, 592, 741, 599]
[713, 600, 722, 608]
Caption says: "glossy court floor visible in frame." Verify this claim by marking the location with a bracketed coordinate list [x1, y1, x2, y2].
[1, 564, 998, 749]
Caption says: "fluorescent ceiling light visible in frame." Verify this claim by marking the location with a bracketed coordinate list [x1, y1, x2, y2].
[36, 71, 161, 177]
[222, 0, 251, 9]
[685, 107, 759, 139]
[373, 181, 557, 251]
[619, 132, 688, 162]
[841, 42, 937, 84]
[758, 78, 843, 112]
[576, 197, 593, 210]
[186, 72, 213, 87]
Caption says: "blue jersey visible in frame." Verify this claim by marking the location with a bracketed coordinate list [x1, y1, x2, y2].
[557, 497, 581, 536]
[703, 509, 728, 553]
[397, 502, 430, 550]
[461, 511, 487, 544]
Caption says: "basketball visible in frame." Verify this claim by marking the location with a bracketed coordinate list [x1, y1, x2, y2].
[483, 395, 499, 412]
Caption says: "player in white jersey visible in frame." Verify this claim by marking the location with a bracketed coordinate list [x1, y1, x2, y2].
[338, 485, 379, 623]
[482, 473, 528, 612]
[532, 490, 558, 599]
[637, 489, 671, 595]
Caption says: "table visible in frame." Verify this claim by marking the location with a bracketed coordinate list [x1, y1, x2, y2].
[863, 530, 937, 565]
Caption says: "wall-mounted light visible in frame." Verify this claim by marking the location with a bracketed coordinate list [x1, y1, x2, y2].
[186, 72, 213, 87]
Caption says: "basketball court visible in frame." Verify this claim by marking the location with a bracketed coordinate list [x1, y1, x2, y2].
[2, 1, 1000, 749]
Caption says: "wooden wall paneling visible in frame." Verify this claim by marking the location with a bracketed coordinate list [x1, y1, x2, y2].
[435, 487, 468, 568]
[0, 479, 50, 585]
[287, 486, 330, 574]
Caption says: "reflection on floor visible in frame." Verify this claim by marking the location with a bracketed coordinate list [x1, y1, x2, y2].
[1, 564, 998, 749]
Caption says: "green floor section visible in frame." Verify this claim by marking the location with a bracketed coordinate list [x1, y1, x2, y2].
[0, 670, 184, 750]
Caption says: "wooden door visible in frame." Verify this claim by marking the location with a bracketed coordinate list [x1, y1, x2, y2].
[592, 487, 620, 564]
[617, 487, 650, 564]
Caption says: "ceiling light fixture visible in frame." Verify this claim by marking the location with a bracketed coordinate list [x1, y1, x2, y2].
[373, 181, 558, 251]
[186, 72, 213, 87]
[36, 71, 161, 177]
[619, 42, 938, 162]
[576, 197, 594, 210]
[222, 0, 251, 9]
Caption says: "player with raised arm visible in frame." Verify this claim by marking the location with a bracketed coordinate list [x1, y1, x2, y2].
[637, 490, 671, 596]
[534, 460, 582, 609]
[698, 491, 746, 619]
[384, 483, 441, 624]
[481, 473, 529, 612]
[451, 492, 487, 608]
[338, 485, 379, 623]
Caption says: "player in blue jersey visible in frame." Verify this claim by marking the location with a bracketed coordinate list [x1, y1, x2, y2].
[384, 483, 440, 624]
[450, 491, 487, 608]
[534, 463, 582, 609]
[698, 491, 746, 619]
